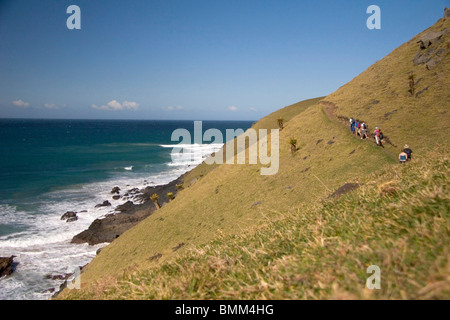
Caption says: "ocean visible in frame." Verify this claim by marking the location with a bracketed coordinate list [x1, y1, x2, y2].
[0, 119, 253, 300]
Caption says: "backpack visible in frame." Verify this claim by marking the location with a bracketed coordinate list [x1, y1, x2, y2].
[357, 122, 361, 129]
[379, 131, 384, 140]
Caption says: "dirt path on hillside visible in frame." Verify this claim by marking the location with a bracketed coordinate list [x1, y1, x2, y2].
[319, 100, 397, 159]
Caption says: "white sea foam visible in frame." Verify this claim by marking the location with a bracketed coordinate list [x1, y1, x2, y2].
[161, 143, 223, 167]
[0, 162, 199, 299]
[0, 143, 219, 300]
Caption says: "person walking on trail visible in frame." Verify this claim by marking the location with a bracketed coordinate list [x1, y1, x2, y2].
[360, 122, 368, 139]
[399, 150, 408, 164]
[350, 118, 356, 134]
[403, 144, 413, 160]
[374, 127, 383, 146]
[355, 120, 361, 137]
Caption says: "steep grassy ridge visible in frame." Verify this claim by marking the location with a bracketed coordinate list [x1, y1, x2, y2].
[62, 148, 449, 300]
[59, 98, 392, 297]
[325, 16, 450, 155]
[59, 15, 449, 299]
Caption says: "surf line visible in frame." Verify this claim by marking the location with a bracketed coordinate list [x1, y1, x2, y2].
[169, 121, 279, 176]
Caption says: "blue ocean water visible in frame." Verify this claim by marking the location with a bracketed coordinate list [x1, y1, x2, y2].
[0, 119, 253, 299]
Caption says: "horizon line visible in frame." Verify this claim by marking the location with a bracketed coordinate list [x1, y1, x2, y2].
[0, 117, 258, 122]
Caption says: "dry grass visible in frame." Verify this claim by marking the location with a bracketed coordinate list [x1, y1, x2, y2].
[326, 17, 450, 156]
[57, 16, 449, 300]
[62, 148, 449, 300]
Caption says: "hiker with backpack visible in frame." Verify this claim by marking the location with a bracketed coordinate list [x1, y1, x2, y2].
[374, 127, 383, 146]
[399, 150, 408, 164]
[350, 118, 355, 134]
[360, 122, 368, 139]
[355, 120, 361, 137]
[403, 144, 413, 160]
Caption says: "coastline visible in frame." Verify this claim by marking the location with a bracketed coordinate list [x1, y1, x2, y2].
[0, 119, 247, 299]
[49, 163, 194, 297]
[70, 171, 187, 246]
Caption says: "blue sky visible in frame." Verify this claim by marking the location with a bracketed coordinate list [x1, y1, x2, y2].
[0, 0, 448, 120]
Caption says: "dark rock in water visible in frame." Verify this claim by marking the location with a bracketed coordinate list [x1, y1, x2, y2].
[112, 195, 121, 200]
[111, 186, 121, 194]
[72, 172, 185, 245]
[61, 211, 77, 221]
[0, 256, 16, 277]
[95, 200, 111, 208]
[128, 187, 140, 194]
[45, 273, 73, 281]
[43, 288, 55, 294]
[66, 216, 78, 223]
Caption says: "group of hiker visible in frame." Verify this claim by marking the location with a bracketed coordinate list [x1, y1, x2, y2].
[348, 117, 413, 164]
[349, 118, 382, 145]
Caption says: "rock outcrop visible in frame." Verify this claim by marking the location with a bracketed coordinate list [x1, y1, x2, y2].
[95, 200, 111, 208]
[71, 174, 184, 245]
[61, 211, 78, 222]
[413, 22, 449, 70]
[0, 256, 16, 277]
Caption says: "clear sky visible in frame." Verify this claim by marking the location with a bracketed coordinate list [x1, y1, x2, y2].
[0, 0, 448, 120]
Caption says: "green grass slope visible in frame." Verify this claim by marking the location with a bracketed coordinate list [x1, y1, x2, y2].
[62, 148, 449, 300]
[325, 16, 450, 155]
[59, 99, 392, 296]
[59, 15, 449, 299]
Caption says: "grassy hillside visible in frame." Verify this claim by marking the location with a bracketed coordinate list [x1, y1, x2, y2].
[61, 148, 449, 300]
[325, 16, 450, 156]
[58, 15, 449, 299]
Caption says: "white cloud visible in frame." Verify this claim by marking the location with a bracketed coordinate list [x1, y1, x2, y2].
[12, 99, 30, 108]
[44, 103, 59, 109]
[250, 107, 257, 112]
[163, 105, 184, 111]
[91, 100, 139, 111]
[122, 101, 139, 110]
[227, 105, 238, 112]
[44, 103, 67, 109]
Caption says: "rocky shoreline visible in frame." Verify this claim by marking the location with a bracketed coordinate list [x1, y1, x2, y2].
[70, 172, 186, 246]
[48, 170, 189, 298]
